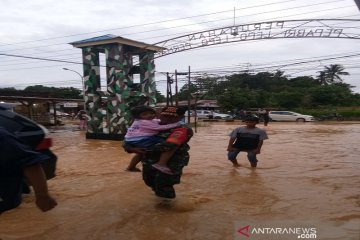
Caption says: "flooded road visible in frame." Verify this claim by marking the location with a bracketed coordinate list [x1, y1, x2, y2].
[0, 122, 359, 239]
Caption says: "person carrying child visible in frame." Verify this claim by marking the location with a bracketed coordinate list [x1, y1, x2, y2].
[124, 106, 193, 199]
[124, 106, 181, 175]
[227, 115, 268, 168]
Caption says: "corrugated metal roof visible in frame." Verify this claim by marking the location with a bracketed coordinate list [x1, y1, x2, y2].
[69, 34, 165, 52]
[69, 34, 118, 45]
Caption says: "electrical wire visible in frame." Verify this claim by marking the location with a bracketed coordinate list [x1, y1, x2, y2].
[0, 0, 300, 47]
[0, 0, 358, 90]
[0, 0, 354, 54]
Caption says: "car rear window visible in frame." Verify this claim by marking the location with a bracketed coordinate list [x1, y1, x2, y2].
[0, 115, 23, 132]
[0, 114, 41, 133]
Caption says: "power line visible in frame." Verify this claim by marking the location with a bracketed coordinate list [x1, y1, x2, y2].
[0, 3, 356, 75]
[0, 0, 298, 47]
[0, 0, 353, 54]
[1, 17, 359, 72]
[0, 53, 84, 66]
[0, 55, 81, 67]
[1, 15, 356, 71]
[2, 52, 357, 89]
[0, 0, 358, 89]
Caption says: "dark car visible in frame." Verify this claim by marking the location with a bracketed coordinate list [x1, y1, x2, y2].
[0, 103, 57, 180]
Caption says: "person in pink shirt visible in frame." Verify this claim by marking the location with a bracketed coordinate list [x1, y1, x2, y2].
[124, 106, 181, 174]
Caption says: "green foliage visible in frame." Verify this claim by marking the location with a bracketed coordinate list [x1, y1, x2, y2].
[316, 64, 349, 86]
[176, 64, 360, 111]
[175, 82, 198, 101]
[24, 85, 82, 99]
[273, 91, 304, 108]
[155, 90, 166, 103]
[0, 87, 17, 91]
[322, 64, 349, 84]
[338, 109, 360, 118]
[289, 76, 318, 88]
[295, 107, 360, 119]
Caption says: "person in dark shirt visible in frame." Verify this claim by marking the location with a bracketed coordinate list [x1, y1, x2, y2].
[0, 127, 57, 214]
[227, 115, 268, 168]
[263, 109, 270, 126]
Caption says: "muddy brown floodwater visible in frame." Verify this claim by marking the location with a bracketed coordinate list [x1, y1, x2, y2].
[0, 121, 359, 240]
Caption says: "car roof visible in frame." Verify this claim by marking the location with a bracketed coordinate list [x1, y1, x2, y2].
[270, 111, 295, 113]
[0, 102, 17, 110]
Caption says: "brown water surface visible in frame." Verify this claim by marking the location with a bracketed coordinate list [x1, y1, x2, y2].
[0, 122, 359, 239]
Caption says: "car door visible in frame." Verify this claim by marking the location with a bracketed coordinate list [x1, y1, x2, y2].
[196, 110, 210, 119]
[269, 111, 282, 121]
[280, 111, 294, 121]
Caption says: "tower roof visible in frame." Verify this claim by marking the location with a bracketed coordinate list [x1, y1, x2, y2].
[69, 34, 165, 52]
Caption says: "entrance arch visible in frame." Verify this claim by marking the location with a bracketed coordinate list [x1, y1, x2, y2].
[70, 19, 359, 140]
[154, 19, 360, 58]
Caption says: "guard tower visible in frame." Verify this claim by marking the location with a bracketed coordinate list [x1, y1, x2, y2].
[70, 35, 165, 140]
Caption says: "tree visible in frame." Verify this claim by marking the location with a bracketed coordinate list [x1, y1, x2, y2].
[175, 68, 358, 110]
[309, 84, 354, 106]
[289, 76, 318, 88]
[321, 64, 349, 85]
[192, 76, 220, 99]
[155, 90, 166, 103]
[24, 85, 82, 99]
[0, 87, 17, 91]
[174, 82, 199, 101]
[317, 71, 327, 85]
[273, 91, 303, 108]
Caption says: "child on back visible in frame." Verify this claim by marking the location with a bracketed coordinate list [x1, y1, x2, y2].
[124, 106, 181, 174]
[227, 115, 268, 168]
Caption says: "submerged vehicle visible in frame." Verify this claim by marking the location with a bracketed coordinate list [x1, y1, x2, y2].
[269, 111, 316, 122]
[0, 103, 57, 181]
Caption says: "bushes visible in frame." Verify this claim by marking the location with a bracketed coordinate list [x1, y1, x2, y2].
[294, 107, 360, 120]
[337, 109, 360, 119]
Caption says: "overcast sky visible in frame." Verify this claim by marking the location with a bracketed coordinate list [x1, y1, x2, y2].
[0, 0, 359, 95]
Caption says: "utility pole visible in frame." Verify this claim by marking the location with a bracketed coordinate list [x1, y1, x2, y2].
[191, 93, 198, 133]
[166, 72, 174, 106]
[187, 66, 191, 124]
[166, 72, 170, 106]
[175, 69, 190, 122]
[175, 69, 178, 106]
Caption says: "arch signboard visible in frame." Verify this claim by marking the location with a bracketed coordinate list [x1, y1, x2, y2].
[154, 19, 360, 58]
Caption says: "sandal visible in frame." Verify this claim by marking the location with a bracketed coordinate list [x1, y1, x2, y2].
[152, 163, 173, 175]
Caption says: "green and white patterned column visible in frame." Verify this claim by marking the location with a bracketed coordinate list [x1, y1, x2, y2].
[79, 42, 158, 140]
[104, 44, 132, 136]
[140, 52, 156, 107]
[82, 47, 103, 134]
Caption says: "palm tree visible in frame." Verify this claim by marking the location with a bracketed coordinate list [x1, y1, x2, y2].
[317, 71, 327, 85]
[274, 70, 285, 78]
[323, 64, 349, 84]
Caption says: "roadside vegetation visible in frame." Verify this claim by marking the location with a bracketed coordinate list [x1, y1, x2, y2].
[175, 64, 360, 120]
[1, 64, 359, 120]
